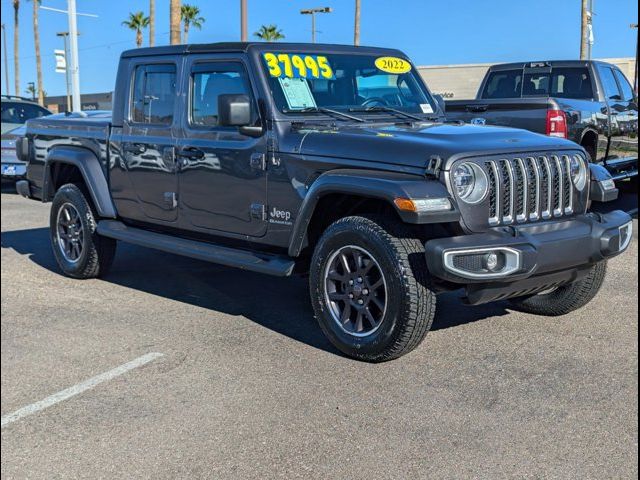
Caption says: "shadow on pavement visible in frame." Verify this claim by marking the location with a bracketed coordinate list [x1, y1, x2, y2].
[1, 226, 514, 356]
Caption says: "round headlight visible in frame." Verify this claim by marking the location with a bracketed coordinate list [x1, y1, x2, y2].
[569, 155, 587, 191]
[452, 162, 488, 204]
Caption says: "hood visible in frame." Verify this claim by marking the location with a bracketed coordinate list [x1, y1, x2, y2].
[295, 122, 579, 170]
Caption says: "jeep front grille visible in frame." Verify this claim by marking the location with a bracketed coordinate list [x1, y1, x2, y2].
[484, 155, 578, 227]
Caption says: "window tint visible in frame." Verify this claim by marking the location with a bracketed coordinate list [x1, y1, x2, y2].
[522, 68, 593, 99]
[191, 64, 252, 127]
[482, 71, 522, 99]
[613, 69, 634, 101]
[1, 102, 49, 124]
[598, 66, 622, 100]
[131, 64, 176, 125]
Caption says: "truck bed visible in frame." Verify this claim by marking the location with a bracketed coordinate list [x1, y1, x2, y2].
[445, 97, 555, 135]
[24, 111, 112, 199]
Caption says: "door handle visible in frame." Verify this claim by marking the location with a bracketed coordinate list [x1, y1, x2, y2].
[177, 147, 205, 160]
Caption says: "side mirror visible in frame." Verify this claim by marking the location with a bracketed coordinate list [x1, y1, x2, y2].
[433, 94, 446, 114]
[218, 94, 252, 127]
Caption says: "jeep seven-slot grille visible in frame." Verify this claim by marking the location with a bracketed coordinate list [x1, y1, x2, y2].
[484, 155, 577, 227]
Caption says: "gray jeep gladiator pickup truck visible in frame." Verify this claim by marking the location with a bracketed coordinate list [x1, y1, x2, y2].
[15, 43, 633, 362]
[445, 61, 638, 183]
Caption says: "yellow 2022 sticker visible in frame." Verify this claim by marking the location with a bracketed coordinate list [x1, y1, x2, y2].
[375, 56, 412, 74]
[263, 53, 334, 79]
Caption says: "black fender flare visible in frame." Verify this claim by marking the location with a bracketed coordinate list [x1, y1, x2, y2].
[287, 169, 459, 257]
[43, 146, 117, 218]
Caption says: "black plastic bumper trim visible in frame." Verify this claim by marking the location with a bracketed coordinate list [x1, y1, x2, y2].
[425, 210, 632, 285]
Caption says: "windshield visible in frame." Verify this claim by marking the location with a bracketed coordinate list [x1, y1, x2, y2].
[260, 51, 437, 118]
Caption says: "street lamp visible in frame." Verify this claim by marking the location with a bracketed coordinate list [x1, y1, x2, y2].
[300, 7, 332, 43]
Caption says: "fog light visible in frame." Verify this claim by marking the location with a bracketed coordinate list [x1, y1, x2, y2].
[483, 252, 500, 272]
[600, 179, 616, 191]
[619, 222, 633, 251]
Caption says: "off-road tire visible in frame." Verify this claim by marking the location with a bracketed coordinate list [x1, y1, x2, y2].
[509, 261, 607, 316]
[310, 215, 436, 362]
[50, 183, 116, 279]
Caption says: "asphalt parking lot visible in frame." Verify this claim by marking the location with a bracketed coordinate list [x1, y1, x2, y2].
[1, 182, 638, 479]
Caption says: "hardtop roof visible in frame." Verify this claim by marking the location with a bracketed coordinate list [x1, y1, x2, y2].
[121, 42, 406, 59]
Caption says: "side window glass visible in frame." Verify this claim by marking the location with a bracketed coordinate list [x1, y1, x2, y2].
[131, 64, 176, 125]
[191, 65, 252, 127]
[598, 66, 622, 101]
[613, 69, 634, 101]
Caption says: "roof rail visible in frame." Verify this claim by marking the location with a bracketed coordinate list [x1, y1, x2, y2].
[1, 94, 36, 102]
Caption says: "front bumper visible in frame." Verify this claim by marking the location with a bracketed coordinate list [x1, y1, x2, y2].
[425, 210, 633, 305]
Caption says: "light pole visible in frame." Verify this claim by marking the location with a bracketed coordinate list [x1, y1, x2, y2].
[632, 23, 638, 95]
[1, 24, 9, 95]
[40, 3, 98, 112]
[300, 7, 332, 43]
[57, 32, 73, 112]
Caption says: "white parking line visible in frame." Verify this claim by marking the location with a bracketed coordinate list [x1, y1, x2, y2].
[1, 352, 163, 428]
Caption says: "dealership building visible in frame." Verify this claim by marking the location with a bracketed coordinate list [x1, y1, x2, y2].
[417, 57, 637, 99]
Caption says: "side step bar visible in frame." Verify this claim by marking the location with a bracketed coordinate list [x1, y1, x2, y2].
[97, 220, 295, 277]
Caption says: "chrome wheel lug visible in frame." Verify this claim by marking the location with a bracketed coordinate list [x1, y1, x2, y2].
[348, 293, 354, 299]
[357, 299, 364, 305]
[357, 277, 363, 283]
[349, 279, 354, 286]
[363, 289, 369, 295]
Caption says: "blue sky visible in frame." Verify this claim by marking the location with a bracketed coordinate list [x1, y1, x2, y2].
[1, 0, 637, 97]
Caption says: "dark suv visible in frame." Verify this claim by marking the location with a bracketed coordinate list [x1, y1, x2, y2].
[15, 43, 633, 361]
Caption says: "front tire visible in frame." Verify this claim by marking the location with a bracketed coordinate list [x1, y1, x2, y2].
[509, 261, 607, 316]
[50, 183, 116, 279]
[309, 215, 436, 362]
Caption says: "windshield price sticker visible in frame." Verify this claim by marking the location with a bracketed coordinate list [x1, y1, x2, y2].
[264, 53, 334, 79]
[374, 56, 412, 74]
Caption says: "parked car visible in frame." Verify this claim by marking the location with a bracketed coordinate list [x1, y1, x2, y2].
[15, 43, 632, 361]
[1, 96, 51, 179]
[445, 61, 638, 182]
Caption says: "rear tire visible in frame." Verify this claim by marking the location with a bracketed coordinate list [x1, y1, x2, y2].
[50, 183, 116, 279]
[309, 215, 436, 362]
[509, 261, 607, 316]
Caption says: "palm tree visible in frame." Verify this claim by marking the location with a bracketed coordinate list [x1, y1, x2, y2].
[25, 83, 36, 99]
[354, 0, 361, 46]
[12, 0, 19, 96]
[170, 0, 181, 45]
[180, 4, 204, 43]
[253, 25, 285, 42]
[30, 0, 44, 106]
[149, 0, 155, 46]
[122, 12, 150, 48]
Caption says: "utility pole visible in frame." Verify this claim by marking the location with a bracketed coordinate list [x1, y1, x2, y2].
[580, 0, 589, 60]
[67, 0, 81, 111]
[240, 0, 248, 41]
[354, 0, 360, 46]
[300, 7, 332, 43]
[1, 24, 9, 95]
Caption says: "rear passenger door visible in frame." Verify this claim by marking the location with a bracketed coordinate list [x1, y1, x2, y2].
[176, 56, 268, 237]
[597, 64, 629, 160]
[112, 61, 180, 224]
[611, 68, 638, 159]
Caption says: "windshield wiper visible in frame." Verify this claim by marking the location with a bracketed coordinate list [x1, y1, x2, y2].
[349, 106, 423, 122]
[283, 107, 365, 123]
